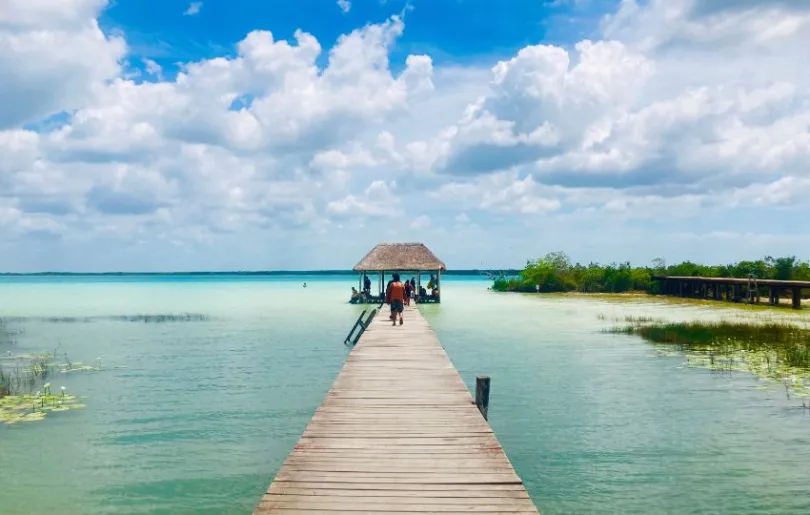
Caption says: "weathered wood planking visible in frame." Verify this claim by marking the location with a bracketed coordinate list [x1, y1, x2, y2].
[254, 305, 540, 514]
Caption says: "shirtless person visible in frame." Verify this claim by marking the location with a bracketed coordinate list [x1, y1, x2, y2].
[386, 273, 405, 326]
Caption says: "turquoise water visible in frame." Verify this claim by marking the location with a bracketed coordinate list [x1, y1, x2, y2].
[1, 276, 809, 514]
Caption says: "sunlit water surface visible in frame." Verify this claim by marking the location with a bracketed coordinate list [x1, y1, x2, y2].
[1, 276, 809, 514]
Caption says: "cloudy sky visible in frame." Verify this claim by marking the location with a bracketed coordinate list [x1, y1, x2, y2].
[1, 0, 808, 272]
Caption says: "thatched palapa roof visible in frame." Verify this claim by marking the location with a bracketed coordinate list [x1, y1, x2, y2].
[353, 243, 446, 272]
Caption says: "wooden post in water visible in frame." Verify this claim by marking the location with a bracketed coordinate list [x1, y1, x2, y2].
[475, 375, 490, 421]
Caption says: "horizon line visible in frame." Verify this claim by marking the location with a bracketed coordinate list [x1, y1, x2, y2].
[0, 269, 520, 276]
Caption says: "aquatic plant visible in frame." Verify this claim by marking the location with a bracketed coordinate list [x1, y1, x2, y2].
[597, 313, 661, 324]
[0, 349, 107, 424]
[0, 389, 85, 425]
[114, 313, 208, 322]
[0, 313, 208, 324]
[610, 319, 810, 401]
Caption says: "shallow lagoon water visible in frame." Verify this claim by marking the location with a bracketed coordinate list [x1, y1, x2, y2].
[1, 276, 809, 514]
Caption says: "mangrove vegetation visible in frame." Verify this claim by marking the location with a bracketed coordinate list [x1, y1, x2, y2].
[493, 252, 810, 293]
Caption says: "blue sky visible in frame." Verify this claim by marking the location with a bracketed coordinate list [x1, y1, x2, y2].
[103, 1, 614, 73]
[1, 0, 809, 271]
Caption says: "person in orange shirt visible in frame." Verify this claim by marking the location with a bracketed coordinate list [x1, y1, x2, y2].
[386, 273, 406, 326]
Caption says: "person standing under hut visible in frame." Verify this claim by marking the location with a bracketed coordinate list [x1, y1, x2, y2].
[404, 278, 413, 306]
[386, 273, 405, 326]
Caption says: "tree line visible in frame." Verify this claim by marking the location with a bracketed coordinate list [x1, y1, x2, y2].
[492, 252, 810, 294]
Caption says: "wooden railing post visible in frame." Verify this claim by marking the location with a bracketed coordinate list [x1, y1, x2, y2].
[475, 376, 490, 421]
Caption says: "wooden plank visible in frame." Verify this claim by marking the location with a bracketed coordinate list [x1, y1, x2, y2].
[257, 510, 538, 515]
[267, 482, 530, 493]
[253, 305, 540, 514]
[296, 438, 497, 446]
[267, 487, 531, 498]
[262, 496, 532, 506]
[258, 500, 537, 512]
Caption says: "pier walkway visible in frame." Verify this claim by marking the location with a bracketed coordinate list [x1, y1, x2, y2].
[254, 304, 540, 514]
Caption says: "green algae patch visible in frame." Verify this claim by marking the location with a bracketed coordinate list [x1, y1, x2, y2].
[1, 349, 103, 425]
[0, 391, 85, 425]
[609, 320, 810, 402]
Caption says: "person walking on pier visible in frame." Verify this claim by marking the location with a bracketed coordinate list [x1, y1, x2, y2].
[404, 278, 413, 306]
[386, 273, 405, 326]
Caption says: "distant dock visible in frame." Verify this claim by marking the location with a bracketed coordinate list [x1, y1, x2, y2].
[253, 305, 540, 514]
[653, 276, 810, 309]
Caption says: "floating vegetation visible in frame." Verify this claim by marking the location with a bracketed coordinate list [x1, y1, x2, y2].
[0, 313, 208, 324]
[0, 388, 85, 425]
[0, 349, 104, 425]
[609, 320, 810, 401]
[113, 313, 208, 323]
[597, 314, 661, 324]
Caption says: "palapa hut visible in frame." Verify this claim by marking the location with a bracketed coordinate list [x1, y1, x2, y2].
[352, 242, 446, 304]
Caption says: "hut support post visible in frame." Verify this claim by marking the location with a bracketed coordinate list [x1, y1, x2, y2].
[792, 287, 801, 309]
[769, 287, 777, 305]
[475, 376, 490, 421]
[437, 270, 442, 303]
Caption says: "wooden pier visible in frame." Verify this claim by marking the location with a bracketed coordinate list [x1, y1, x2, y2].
[254, 305, 540, 514]
[653, 276, 810, 309]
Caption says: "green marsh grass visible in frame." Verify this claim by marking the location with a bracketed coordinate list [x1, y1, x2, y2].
[609, 319, 810, 401]
[2, 313, 208, 324]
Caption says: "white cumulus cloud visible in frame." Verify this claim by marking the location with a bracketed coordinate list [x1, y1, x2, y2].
[1, 0, 810, 270]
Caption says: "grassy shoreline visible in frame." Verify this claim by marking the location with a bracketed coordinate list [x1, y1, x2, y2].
[607, 316, 810, 404]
